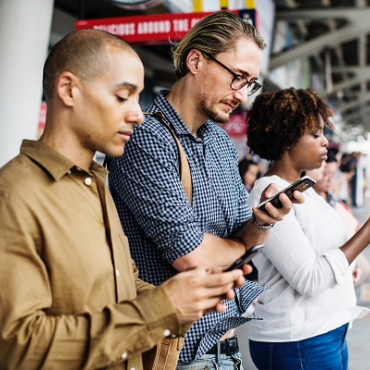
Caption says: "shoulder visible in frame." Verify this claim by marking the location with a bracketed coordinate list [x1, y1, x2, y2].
[131, 114, 178, 149]
[0, 154, 45, 213]
[0, 154, 39, 192]
[253, 175, 288, 192]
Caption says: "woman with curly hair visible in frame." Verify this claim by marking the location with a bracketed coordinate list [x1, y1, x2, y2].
[246, 88, 370, 370]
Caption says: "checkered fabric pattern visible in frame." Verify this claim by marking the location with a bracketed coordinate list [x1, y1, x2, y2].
[108, 90, 267, 363]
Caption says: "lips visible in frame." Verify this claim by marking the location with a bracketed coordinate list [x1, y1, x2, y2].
[222, 100, 239, 111]
[320, 151, 328, 161]
[118, 131, 133, 142]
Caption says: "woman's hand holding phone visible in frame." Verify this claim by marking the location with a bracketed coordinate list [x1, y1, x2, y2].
[251, 177, 312, 228]
[257, 176, 315, 213]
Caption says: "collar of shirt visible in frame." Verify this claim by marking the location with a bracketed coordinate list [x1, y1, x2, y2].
[150, 90, 218, 145]
[20, 140, 107, 182]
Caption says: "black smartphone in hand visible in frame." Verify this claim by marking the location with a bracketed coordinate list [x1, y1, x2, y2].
[224, 244, 264, 272]
[257, 176, 316, 213]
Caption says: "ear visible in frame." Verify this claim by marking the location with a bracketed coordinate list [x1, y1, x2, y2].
[56, 71, 79, 107]
[187, 49, 204, 75]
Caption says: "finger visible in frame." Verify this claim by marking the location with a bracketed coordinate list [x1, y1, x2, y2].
[252, 206, 281, 223]
[204, 301, 228, 315]
[206, 266, 224, 274]
[194, 281, 238, 305]
[224, 288, 236, 301]
[274, 193, 293, 215]
[242, 264, 253, 276]
[233, 275, 246, 289]
[184, 265, 206, 275]
[262, 183, 279, 200]
[201, 296, 227, 314]
[202, 270, 243, 288]
[291, 190, 305, 204]
[214, 302, 227, 313]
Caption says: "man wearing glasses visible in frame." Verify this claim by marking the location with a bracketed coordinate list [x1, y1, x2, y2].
[108, 11, 300, 369]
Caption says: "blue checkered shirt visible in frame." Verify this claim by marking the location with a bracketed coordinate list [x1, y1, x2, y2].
[108, 90, 267, 363]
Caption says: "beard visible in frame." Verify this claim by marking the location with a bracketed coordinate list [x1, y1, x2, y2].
[199, 93, 231, 124]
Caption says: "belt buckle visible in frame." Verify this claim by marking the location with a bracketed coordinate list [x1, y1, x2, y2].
[225, 336, 238, 356]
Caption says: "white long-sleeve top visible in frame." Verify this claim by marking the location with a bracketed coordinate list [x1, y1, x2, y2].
[248, 175, 369, 342]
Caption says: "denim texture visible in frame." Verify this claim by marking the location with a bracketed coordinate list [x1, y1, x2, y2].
[249, 323, 349, 370]
[177, 352, 244, 370]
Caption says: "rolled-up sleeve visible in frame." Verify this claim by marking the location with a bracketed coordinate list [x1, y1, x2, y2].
[323, 248, 350, 285]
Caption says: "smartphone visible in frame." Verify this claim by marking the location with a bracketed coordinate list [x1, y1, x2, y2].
[224, 244, 264, 272]
[257, 176, 316, 213]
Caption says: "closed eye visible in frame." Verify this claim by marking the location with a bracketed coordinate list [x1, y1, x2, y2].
[116, 96, 127, 103]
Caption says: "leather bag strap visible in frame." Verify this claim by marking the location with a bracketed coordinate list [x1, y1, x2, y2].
[144, 111, 192, 204]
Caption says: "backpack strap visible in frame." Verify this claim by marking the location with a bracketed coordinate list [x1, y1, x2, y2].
[144, 111, 192, 204]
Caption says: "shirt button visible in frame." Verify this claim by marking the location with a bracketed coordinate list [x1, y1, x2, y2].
[84, 177, 92, 186]
[170, 334, 177, 338]
[130, 368, 135, 370]
[163, 329, 171, 337]
[121, 352, 127, 360]
[115, 269, 120, 277]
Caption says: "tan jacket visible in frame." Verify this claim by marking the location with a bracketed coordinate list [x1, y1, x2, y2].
[0, 140, 186, 370]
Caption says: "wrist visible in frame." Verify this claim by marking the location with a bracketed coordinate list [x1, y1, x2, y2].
[251, 213, 274, 230]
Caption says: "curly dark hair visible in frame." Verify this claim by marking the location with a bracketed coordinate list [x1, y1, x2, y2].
[246, 88, 334, 161]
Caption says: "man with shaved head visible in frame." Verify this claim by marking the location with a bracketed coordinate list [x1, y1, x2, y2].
[0, 29, 248, 370]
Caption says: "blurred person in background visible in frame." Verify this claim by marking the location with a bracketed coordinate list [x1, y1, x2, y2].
[340, 152, 358, 206]
[238, 157, 260, 193]
[238, 156, 260, 285]
[246, 87, 370, 370]
[306, 151, 370, 289]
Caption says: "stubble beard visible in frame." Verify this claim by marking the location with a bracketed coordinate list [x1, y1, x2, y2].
[200, 96, 230, 124]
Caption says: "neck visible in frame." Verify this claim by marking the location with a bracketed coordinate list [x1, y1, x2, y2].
[166, 79, 207, 137]
[265, 160, 302, 183]
[40, 116, 94, 171]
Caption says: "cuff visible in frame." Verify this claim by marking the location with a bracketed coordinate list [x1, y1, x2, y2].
[323, 249, 349, 285]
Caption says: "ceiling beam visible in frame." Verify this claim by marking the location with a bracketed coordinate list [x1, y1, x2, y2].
[270, 7, 370, 70]
[336, 91, 370, 113]
[318, 66, 370, 97]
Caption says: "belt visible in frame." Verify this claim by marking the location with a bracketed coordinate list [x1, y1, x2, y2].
[206, 336, 239, 356]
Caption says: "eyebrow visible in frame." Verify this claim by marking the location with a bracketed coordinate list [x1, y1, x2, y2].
[114, 82, 138, 91]
[234, 66, 259, 81]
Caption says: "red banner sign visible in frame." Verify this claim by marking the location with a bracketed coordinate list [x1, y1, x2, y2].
[76, 9, 257, 44]
[221, 111, 248, 138]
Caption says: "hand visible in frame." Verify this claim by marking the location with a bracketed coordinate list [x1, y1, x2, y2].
[160, 267, 244, 325]
[352, 264, 362, 284]
[253, 183, 304, 226]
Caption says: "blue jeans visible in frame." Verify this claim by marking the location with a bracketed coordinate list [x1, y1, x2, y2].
[249, 324, 349, 370]
[177, 352, 244, 369]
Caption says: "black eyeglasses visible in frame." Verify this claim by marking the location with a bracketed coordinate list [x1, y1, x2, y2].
[202, 51, 261, 96]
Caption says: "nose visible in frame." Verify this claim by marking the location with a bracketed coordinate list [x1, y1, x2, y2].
[232, 87, 249, 105]
[322, 134, 329, 147]
[128, 101, 144, 126]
